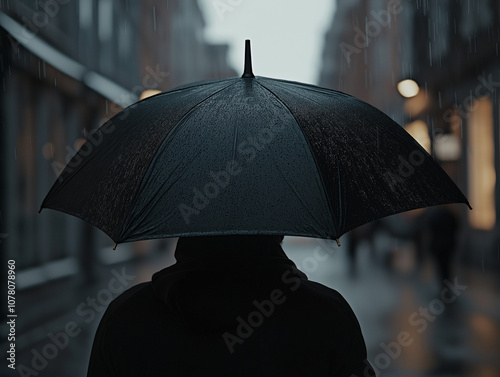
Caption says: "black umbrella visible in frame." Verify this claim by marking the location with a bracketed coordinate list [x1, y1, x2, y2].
[40, 40, 470, 248]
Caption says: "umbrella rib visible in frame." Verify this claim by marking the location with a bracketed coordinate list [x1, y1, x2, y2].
[159, 76, 238, 96]
[118, 80, 242, 241]
[259, 76, 355, 100]
[229, 112, 239, 209]
[253, 79, 340, 237]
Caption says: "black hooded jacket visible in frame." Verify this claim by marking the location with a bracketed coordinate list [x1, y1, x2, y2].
[87, 236, 375, 376]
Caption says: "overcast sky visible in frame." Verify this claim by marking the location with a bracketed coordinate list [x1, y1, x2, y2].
[198, 0, 336, 85]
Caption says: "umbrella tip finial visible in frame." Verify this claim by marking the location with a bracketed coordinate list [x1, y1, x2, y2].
[242, 39, 255, 78]
[113, 243, 118, 250]
[335, 238, 341, 247]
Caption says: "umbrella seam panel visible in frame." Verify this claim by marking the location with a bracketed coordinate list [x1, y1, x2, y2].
[253, 78, 340, 238]
[117, 79, 242, 242]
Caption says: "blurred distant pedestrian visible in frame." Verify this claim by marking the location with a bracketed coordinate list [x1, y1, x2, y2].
[347, 222, 380, 277]
[425, 205, 459, 282]
[87, 235, 375, 376]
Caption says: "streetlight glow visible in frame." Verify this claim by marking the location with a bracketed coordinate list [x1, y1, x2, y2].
[397, 79, 419, 98]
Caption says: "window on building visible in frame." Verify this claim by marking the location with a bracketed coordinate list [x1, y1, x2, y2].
[98, 0, 113, 42]
[467, 97, 496, 230]
[79, 0, 93, 30]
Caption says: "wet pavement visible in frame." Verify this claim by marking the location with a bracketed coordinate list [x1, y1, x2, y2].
[9, 236, 500, 377]
[283, 236, 500, 377]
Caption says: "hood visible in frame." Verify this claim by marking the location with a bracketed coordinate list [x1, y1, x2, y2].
[151, 235, 307, 332]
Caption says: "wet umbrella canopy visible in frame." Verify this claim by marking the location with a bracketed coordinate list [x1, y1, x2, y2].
[40, 40, 470, 248]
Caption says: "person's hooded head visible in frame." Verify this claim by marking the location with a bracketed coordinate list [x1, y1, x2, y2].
[151, 235, 305, 331]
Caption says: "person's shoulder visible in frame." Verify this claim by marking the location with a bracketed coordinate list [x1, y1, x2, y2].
[103, 282, 154, 318]
[294, 279, 358, 317]
[298, 279, 348, 301]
